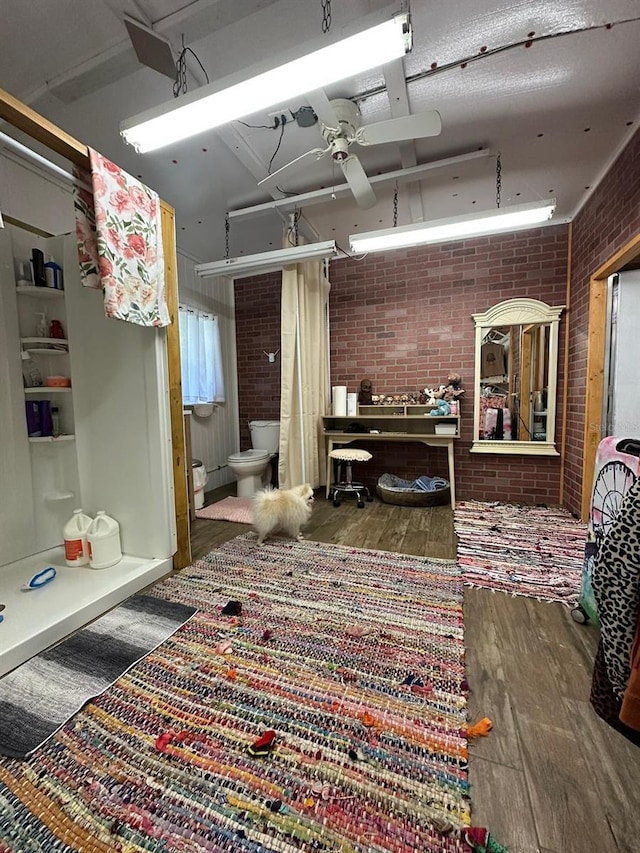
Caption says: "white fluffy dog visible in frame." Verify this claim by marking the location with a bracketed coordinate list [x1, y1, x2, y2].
[252, 484, 314, 545]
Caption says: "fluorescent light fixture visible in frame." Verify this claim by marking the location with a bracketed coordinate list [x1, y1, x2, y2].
[349, 199, 557, 253]
[195, 240, 339, 279]
[121, 13, 411, 152]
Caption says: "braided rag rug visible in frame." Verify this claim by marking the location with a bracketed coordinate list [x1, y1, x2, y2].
[0, 535, 470, 853]
[454, 500, 586, 604]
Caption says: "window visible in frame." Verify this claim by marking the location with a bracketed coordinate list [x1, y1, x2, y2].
[178, 304, 225, 405]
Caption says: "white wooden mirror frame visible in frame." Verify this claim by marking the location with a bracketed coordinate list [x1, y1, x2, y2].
[471, 298, 565, 456]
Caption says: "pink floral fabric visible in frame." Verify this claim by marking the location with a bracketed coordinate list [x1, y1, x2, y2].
[73, 149, 170, 327]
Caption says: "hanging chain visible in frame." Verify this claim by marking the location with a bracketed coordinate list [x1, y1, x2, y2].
[173, 36, 188, 97]
[392, 181, 399, 227]
[293, 210, 300, 246]
[495, 153, 502, 209]
[224, 213, 230, 259]
[321, 0, 332, 33]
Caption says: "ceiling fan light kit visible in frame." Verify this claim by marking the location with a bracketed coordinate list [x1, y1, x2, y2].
[349, 199, 557, 253]
[195, 240, 339, 279]
[120, 13, 412, 153]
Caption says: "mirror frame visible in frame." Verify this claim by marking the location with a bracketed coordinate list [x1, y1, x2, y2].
[471, 298, 565, 456]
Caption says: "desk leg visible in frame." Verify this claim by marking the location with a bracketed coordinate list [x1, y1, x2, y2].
[325, 438, 334, 499]
[447, 439, 456, 509]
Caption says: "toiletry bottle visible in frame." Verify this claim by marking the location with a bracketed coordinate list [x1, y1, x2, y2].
[39, 401, 53, 437]
[16, 261, 32, 287]
[31, 248, 47, 287]
[21, 351, 43, 387]
[51, 406, 60, 436]
[36, 312, 48, 338]
[49, 319, 65, 339]
[44, 256, 63, 290]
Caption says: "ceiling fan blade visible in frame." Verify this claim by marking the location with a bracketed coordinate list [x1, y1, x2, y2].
[258, 147, 328, 190]
[305, 89, 341, 131]
[339, 155, 377, 210]
[355, 110, 442, 145]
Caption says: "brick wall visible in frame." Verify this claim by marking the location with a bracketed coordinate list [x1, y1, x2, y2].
[563, 126, 640, 516]
[327, 225, 570, 503]
[234, 272, 282, 449]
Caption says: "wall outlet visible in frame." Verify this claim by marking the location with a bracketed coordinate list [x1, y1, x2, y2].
[267, 108, 294, 126]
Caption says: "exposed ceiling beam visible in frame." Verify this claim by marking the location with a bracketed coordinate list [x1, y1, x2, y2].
[217, 123, 320, 242]
[228, 149, 494, 222]
[382, 58, 424, 222]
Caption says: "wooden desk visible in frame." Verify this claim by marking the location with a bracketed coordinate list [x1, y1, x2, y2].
[322, 409, 459, 509]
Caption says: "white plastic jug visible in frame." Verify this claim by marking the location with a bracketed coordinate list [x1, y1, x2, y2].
[87, 511, 122, 569]
[63, 508, 93, 567]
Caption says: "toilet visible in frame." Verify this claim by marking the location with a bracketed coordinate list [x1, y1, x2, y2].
[228, 420, 280, 498]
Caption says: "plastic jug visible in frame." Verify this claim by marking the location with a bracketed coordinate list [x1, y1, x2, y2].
[87, 511, 122, 569]
[63, 508, 93, 567]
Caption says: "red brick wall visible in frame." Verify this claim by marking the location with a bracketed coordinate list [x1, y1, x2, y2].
[234, 272, 282, 449]
[328, 225, 569, 503]
[563, 126, 640, 516]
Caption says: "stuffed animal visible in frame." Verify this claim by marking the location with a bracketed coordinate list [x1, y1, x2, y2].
[429, 399, 451, 416]
[358, 378, 373, 405]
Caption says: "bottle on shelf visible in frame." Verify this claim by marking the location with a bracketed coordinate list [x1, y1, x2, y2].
[49, 319, 65, 339]
[51, 406, 60, 436]
[21, 351, 43, 387]
[31, 248, 47, 287]
[16, 260, 32, 287]
[39, 401, 53, 437]
[25, 400, 41, 437]
[44, 256, 64, 290]
[36, 312, 48, 337]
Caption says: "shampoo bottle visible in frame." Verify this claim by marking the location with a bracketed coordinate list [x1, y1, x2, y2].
[44, 256, 64, 290]
[31, 249, 47, 287]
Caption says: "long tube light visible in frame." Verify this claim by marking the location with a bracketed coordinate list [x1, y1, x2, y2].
[121, 13, 411, 153]
[195, 240, 338, 279]
[349, 199, 557, 253]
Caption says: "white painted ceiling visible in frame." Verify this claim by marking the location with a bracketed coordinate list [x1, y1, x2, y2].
[1, 0, 639, 262]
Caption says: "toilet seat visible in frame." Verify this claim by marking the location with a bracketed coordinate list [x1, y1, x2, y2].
[228, 449, 269, 464]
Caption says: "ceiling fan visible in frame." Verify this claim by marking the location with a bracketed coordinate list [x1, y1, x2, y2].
[258, 89, 442, 209]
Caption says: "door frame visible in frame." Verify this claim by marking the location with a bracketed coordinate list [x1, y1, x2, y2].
[581, 232, 640, 520]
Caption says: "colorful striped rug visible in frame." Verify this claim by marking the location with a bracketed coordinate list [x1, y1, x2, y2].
[0, 535, 470, 852]
[454, 500, 586, 604]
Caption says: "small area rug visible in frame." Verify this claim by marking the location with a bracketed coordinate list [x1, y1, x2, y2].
[454, 500, 586, 604]
[0, 534, 470, 852]
[196, 495, 253, 524]
[0, 594, 196, 758]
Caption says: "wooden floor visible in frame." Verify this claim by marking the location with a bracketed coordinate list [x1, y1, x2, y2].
[191, 486, 640, 853]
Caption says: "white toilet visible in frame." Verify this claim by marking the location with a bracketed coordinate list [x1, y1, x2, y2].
[228, 420, 280, 498]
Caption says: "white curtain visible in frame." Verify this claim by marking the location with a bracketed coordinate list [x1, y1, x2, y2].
[279, 259, 330, 489]
[179, 305, 225, 404]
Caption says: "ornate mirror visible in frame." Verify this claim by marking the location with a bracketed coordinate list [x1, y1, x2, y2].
[471, 298, 564, 456]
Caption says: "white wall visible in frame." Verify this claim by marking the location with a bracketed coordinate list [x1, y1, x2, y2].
[177, 252, 239, 491]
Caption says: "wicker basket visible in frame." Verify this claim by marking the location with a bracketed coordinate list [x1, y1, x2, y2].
[376, 474, 450, 507]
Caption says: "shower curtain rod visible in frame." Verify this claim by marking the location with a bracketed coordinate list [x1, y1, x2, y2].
[0, 130, 92, 192]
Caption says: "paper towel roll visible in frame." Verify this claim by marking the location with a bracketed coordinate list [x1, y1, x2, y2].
[347, 393, 358, 417]
[332, 386, 347, 416]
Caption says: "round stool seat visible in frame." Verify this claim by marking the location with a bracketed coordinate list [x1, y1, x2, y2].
[329, 448, 372, 462]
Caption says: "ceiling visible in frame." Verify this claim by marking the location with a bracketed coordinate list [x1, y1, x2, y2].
[1, 0, 639, 263]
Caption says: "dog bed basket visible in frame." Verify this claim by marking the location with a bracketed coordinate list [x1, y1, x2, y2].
[376, 473, 450, 507]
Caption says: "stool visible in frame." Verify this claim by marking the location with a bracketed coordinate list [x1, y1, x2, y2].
[328, 448, 373, 508]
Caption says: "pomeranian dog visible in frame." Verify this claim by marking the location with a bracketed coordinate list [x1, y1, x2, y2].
[252, 483, 314, 545]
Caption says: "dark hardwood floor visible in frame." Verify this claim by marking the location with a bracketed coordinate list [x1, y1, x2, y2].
[190, 485, 640, 853]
